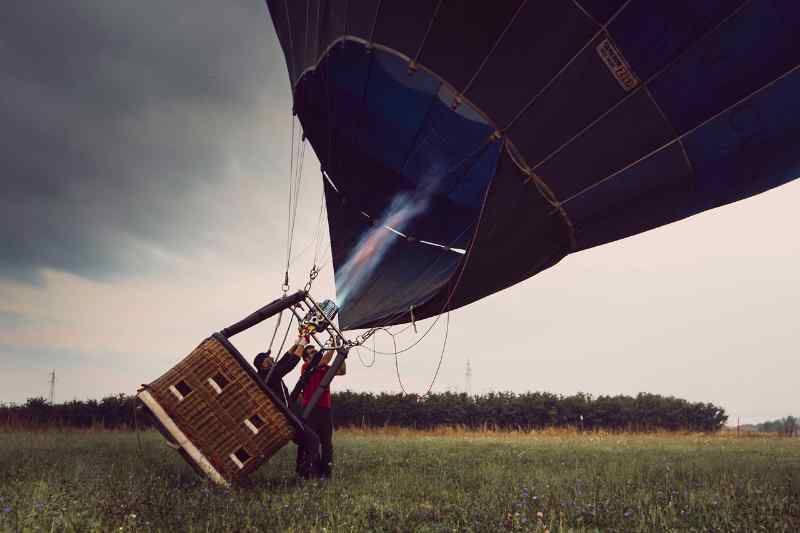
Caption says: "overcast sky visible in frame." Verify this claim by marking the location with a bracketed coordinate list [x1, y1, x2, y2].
[1, 1, 798, 424]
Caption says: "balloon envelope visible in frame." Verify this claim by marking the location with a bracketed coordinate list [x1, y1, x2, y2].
[267, 0, 800, 330]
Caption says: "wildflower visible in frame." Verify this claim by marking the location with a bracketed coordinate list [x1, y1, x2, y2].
[2, 506, 11, 514]
[34, 503, 44, 511]
[623, 509, 633, 518]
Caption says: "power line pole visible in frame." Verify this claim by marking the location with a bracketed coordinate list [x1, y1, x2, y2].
[48, 370, 56, 405]
[465, 358, 472, 397]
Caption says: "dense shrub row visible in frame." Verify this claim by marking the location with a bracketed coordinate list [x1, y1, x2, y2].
[1, 391, 727, 432]
[1, 395, 134, 429]
[332, 391, 727, 431]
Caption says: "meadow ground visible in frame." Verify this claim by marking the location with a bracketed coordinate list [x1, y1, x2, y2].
[0, 428, 798, 532]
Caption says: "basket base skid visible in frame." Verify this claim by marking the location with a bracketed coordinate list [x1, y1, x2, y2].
[137, 389, 230, 486]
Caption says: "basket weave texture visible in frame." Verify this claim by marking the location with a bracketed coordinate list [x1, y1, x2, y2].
[146, 337, 294, 484]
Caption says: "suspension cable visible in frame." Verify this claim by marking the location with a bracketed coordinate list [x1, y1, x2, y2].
[267, 311, 284, 353]
[285, 117, 307, 292]
[285, 115, 296, 281]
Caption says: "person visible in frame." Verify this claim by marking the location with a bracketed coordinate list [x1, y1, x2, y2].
[297, 343, 346, 479]
[253, 336, 320, 478]
[253, 337, 307, 408]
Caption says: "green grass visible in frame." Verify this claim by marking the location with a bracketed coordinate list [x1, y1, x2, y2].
[0, 429, 798, 532]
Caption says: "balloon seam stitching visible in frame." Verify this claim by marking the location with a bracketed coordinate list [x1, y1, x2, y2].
[559, 61, 800, 207]
[570, 0, 601, 27]
[642, 85, 695, 177]
[528, 0, 753, 176]
[501, 0, 635, 132]
[460, 0, 529, 98]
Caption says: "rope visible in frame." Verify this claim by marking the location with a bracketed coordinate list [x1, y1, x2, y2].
[423, 311, 449, 395]
[354, 344, 376, 368]
[264, 312, 297, 387]
[131, 396, 144, 456]
[391, 331, 408, 395]
[361, 315, 448, 396]
[276, 312, 296, 358]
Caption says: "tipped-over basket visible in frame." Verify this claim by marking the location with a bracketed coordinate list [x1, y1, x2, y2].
[137, 291, 309, 486]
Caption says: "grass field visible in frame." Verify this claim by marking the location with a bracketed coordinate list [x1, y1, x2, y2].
[1, 428, 799, 532]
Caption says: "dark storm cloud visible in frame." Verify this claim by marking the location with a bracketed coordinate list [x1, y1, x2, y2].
[0, 0, 291, 283]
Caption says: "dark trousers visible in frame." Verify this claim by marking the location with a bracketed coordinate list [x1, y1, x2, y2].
[295, 428, 320, 478]
[297, 407, 333, 478]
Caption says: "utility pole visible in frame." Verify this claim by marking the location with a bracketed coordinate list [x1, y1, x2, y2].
[465, 358, 472, 397]
[48, 370, 56, 405]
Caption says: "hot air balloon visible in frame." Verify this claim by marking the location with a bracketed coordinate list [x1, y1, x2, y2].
[266, 0, 800, 331]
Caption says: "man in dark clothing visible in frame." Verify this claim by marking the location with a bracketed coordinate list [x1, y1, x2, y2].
[253, 336, 320, 478]
[297, 345, 346, 478]
[253, 338, 306, 408]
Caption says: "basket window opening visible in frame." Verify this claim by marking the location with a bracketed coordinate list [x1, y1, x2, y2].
[244, 414, 265, 434]
[169, 380, 193, 401]
[208, 372, 229, 394]
[230, 447, 252, 469]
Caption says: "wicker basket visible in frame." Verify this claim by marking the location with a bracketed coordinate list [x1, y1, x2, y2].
[138, 334, 299, 486]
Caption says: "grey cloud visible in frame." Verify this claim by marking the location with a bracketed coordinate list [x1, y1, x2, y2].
[0, 311, 33, 330]
[1, 0, 293, 283]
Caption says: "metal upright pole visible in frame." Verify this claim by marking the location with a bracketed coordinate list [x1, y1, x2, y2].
[302, 348, 348, 419]
[289, 349, 324, 404]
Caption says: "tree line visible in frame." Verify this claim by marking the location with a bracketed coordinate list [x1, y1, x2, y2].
[332, 391, 726, 431]
[1, 391, 727, 432]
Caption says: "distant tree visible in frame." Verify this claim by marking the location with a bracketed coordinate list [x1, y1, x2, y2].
[782, 416, 797, 437]
[755, 416, 799, 436]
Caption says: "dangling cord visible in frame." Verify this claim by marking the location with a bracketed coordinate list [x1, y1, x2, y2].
[131, 396, 144, 456]
[354, 335, 377, 368]
[391, 332, 409, 395]
[357, 313, 450, 396]
[423, 311, 449, 396]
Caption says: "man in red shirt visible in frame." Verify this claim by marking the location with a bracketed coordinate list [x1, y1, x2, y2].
[297, 344, 346, 479]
